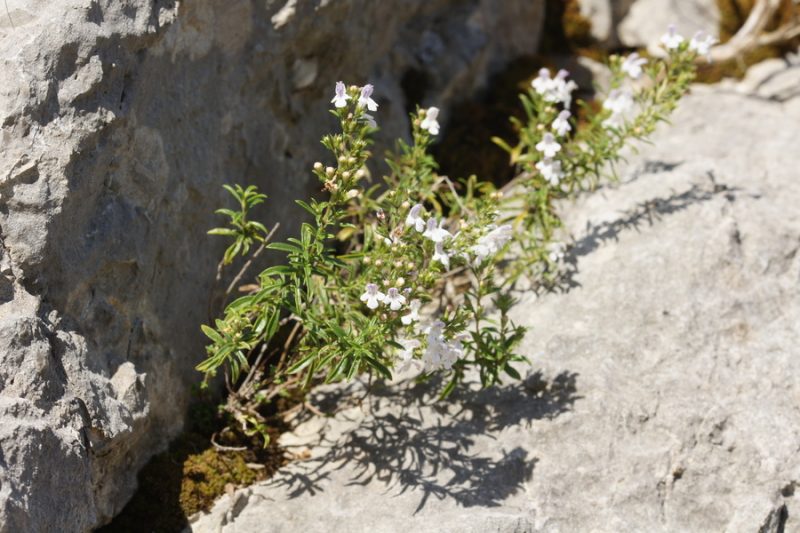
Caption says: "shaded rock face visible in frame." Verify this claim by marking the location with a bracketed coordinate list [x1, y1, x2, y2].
[190, 67, 800, 532]
[0, 1, 544, 530]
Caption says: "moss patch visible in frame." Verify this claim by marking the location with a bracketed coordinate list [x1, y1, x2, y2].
[99, 401, 287, 533]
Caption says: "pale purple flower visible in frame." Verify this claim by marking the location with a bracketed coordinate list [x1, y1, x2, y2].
[432, 241, 451, 270]
[358, 84, 379, 111]
[690, 31, 717, 60]
[421, 107, 440, 135]
[621, 52, 647, 79]
[423, 218, 452, 243]
[660, 24, 684, 50]
[405, 203, 426, 232]
[547, 242, 565, 263]
[531, 68, 552, 95]
[361, 113, 377, 128]
[397, 338, 420, 362]
[535, 133, 561, 158]
[603, 89, 635, 128]
[331, 81, 350, 108]
[422, 322, 463, 371]
[384, 287, 407, 310]
[535, 158, 564, 186]
[552, 69, 578, 106]
[552, 110, 572, 137]
[360, 282, 385, 310]
[401, 299, 422, 325]
[471, 224, 513, 262]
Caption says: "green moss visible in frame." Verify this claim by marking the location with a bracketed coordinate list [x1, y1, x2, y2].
[99, 401, 286, 533]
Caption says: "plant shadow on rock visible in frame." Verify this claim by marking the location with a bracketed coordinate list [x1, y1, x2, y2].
[267, 370, 580, 512]
[546, 168, 741, 294]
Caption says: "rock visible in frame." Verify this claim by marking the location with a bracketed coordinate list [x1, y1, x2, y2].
[617, 0, 719, 50]
[576, 0, 636, 48]
[0, 1, 544, 531]
[189, 73, 800, 532]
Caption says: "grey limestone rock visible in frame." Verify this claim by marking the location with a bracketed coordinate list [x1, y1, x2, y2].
[0, 1, 544, 530]
[189, 69, 800, 532]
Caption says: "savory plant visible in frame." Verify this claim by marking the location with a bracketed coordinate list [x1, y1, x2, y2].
[199, 30, 701, 445]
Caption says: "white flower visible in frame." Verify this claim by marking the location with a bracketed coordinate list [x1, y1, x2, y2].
[690, 31, 717, 60]
[547, 242, 565, 263]
[621, 52, 647, 79]
[401, 299, 422, 325]
[432, 241, 451, 270]
[552, 110, 572, 137]
[471, 224, 513, 262]
[358, 84, 378, 111]
[602, 89, 635, 128]
[532, 68, 552, 95]
[660, 24, 684, 50]
[331, 81, 350, 108]
[533, 68, 577, 106]
[535, 133, 561, 158]
[422, 321, 446, 371]
[405, 203, 426, 232]
[384, 287, 407, 310]
[423, 218, 452, 243]
[397, 338, 420, 362]
[552, 69, 578, 106]
[535, 158, 564, 186]
[360, 283, 385, 310]
[421, 107, 440, 135]
[421, 322, 464, 371]
[361, 113, 377, 128]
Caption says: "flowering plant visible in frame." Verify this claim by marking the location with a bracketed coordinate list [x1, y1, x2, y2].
[199, 33, 699, 445]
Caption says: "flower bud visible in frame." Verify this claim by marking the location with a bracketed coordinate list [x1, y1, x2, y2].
[338, 155, 347, 164]
[347, 156, 356, 165]
[355, 168, 367, 179]
[396, 277, 405, 287]
[325, 166, 335, 177]
[382, 279, 391, 287]
[313, 162, 323, 171]
[401, 201, 410, 209]
[536, 124, 545, 131]
[363, 256, 371, 265]
[407, 261, 415, 270]
[380, 313, 388, 321]
[342, 170, 352, 180]
[375, 259, 383, 267]
[394, 260, 403, 268]
[391, 245, 398, 253]
[346, 189, 360, 199]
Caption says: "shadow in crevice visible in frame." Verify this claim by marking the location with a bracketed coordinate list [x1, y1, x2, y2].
[545, 174, 741, 293]
[268, 370, 580, 512]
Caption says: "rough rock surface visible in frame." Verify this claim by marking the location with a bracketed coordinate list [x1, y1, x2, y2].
[617, 0, 720, 50]
[0, 1, 544, 531]
[189, 68, 800, 532]
[576, 0, 636, 49]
